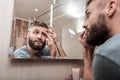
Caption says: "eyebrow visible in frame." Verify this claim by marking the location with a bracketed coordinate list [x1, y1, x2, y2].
[33, 29, 39, 32]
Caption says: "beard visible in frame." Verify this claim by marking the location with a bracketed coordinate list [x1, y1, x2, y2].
[28, 37, 46, 50]
[86, 14, 110, 46]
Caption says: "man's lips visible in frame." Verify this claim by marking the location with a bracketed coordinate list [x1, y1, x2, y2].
[34, 40, 42, 42]
[34, 40, 43, 44]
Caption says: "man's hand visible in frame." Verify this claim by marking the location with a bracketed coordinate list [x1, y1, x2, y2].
[79, 30, 95, 80]
[41, 28, 56, 57]
[46, 37, 56, 57]
[48, 27, 58, 42]
[48, 27, 66, 57]
[79, 31, 92, 48]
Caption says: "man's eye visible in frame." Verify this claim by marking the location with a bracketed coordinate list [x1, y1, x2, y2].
[42, 32, 47, 36]
[34, 31, 39, 34]
[86, 12, 90, 19]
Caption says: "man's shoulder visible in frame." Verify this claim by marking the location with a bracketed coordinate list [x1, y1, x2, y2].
[13, 46, 30, 58]
[95, 33, 120, 65]
[93, 53, 120, 80]
[14, 46, 27, 53]
[96, 33, 120, 52]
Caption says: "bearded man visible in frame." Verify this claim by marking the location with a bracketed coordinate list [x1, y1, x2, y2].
[79, 0, 120, 80]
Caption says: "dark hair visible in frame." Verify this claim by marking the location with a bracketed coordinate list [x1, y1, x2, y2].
[31, 21, 48, 29]
[87, 0, 93, 6]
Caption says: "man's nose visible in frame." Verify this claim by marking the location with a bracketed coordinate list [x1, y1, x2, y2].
[83, 21, 88, 29]
[37, 33, 42, 39]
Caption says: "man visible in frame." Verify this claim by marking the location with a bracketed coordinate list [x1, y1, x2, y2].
[79, 0, 120, 80]
[13, 21, 66, 58]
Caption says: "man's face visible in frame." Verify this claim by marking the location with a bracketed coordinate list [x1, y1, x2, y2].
[28, 26, 48, 50]
[84, 0, 110, 46]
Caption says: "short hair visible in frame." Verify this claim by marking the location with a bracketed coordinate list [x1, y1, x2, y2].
[31, 21, 48, 29]
[87, 0, 93, 6]
[87, 0, 110, 8]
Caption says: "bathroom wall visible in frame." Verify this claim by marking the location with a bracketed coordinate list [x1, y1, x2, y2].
[0, 0, 83, 80]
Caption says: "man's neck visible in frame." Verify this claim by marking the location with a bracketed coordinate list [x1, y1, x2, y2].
[26, 45, 39, 54]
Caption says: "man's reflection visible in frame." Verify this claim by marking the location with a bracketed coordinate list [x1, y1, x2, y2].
[12, 21, 66, 59]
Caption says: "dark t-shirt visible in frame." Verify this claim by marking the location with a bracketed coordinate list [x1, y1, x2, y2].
[13, 45, 50, 58]
[93, 33, 120, 80]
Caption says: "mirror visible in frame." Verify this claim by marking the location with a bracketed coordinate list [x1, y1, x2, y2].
[9, 0, 86, 59]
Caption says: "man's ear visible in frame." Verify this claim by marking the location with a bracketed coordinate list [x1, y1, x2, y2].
[106, 0, 117, 17]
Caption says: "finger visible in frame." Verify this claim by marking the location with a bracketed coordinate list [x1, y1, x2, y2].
[48, 28, 56, 37]
[83, 30, 87, 39]
[49, 27, 56, 34]
[47, 29, 54, 34]
[80, 31, 85, 39]
[41, 30, 52, 40]
[79, 31, 86, 43]
[49, 27, 54, 31]
[46, 32, 53, 40]
[51, 27, 55, 32]
[40, 27, 54, 41]
[46, 38, 54, 46]
[46, 38, 49, 45]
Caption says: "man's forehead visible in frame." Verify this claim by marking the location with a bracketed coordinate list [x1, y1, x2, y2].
[87, 0, 96, 6]
[86, 0, 97, 12]
[32, 26, 47, 30]
[30, 26, 48, 31]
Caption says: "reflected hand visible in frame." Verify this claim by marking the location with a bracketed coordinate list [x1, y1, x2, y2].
[48, 27, 66, 57]
[48, 27, 58, 43]
[45, 30, 56, 57]
[40, 28, 56, 57]
[46, 37, 56, 50]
